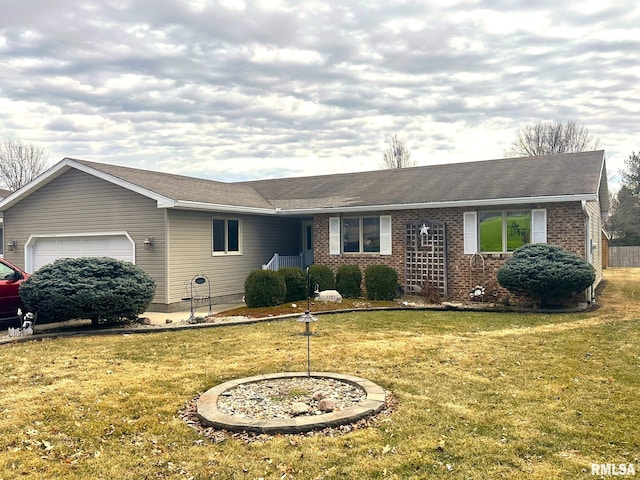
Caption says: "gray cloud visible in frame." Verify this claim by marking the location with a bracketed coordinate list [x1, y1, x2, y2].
[0, 0, 638, 185]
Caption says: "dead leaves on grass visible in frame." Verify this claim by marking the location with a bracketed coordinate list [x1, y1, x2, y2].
[177, 392, 398, 445]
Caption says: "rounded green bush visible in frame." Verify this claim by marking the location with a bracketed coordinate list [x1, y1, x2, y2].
[19, 257, 156, 325]
[364, 265, 398, 300]
[277, 267, 307, 302]
[308, 264, 335, 294]
[244, 270, 287, 308]
[497, 244, 596, 308]
[336, 265, 362, 298]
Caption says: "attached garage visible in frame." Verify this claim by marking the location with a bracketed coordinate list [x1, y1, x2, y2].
[25, 233, 135, 272]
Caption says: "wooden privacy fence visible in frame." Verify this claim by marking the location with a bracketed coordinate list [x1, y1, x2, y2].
[608, 246, 640, 267]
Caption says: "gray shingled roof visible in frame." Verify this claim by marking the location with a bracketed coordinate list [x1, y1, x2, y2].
[72, 159, 274, 209]
[72, 150, 606, 213]
[244, 150, 607, 210]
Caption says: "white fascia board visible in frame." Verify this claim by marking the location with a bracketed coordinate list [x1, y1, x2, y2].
[276, 194, 597, 215]
[171, 200, 278, 215]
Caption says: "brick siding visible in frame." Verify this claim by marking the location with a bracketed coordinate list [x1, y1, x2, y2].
[313, 201, 589, 303]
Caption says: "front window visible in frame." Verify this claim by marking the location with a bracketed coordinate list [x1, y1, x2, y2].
[212, 218, 241, 254]
[342, 217, 380, 253]
[0, 225, 3, 256]
[479, 210, 531, 253]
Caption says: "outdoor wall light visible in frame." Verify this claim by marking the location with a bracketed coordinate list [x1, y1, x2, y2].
[143, 236, 154, 250]
[7, 240, 17, 251]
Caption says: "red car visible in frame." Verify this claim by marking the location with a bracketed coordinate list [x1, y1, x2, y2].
[0, 258, 29, 320]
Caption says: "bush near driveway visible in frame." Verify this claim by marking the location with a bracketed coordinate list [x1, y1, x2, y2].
[19, 257, 156, 326]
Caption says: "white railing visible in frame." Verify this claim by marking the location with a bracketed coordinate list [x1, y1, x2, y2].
[262, 253, 303, 271]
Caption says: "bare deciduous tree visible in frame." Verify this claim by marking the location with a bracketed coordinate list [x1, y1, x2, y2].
[0, 138, 49, 191]
[505, 121, 600, 157]
[382, 134, 415, 169]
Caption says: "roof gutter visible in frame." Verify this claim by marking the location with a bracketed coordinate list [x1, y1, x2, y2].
[169, 200, 279, 215]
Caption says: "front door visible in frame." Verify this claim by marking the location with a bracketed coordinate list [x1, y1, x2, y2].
[302, 220, 314, 267]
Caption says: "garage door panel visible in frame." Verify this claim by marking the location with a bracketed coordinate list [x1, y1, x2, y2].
[34, 255, 60, 272]
[31, 235, 135, 272]
[82, 238, 109, 252]
[58, 239, 83, 253]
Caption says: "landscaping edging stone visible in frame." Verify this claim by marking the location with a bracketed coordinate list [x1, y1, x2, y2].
[196, 372, 386, 434]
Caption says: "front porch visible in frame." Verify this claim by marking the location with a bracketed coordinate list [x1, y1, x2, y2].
[262, 253, 304, 271]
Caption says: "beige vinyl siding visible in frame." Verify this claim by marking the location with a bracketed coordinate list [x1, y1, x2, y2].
[2, 169, 167, 304]
[167, 210, 300, 303]
[585, 199, 604, 286]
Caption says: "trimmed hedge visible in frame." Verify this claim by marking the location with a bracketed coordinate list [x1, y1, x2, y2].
[19, 257, 156, 326]
[336, 265, 362, 298]
[308, 264, 335, 294]
[364, 265, 398, 300]
[277, 267, 307, 302]
[244, 270, 286, 308]
[497, 244, 596, 308]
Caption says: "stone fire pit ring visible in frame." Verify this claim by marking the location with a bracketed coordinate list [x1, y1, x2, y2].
[196, 372, 386, 434]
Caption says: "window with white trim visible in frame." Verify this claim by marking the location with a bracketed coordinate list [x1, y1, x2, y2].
[464, 209, 546, 254]
[212, 218, 241, 254]
[329, 215, 392, 255]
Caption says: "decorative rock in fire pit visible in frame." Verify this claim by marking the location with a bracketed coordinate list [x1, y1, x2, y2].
[290, 402, 311, 416]
[196, 372, 386, 434]
[312, 391, 327, 401]
[317, 398, 335, 412]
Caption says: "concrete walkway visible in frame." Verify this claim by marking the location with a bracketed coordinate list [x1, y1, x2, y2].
[141, 303, 245, 326]
[1, 302, 248, 344]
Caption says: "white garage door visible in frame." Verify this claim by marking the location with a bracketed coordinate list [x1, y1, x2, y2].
[29, 234, 135, 272]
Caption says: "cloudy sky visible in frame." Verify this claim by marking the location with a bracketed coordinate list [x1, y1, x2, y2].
[1, 1, 638, 187]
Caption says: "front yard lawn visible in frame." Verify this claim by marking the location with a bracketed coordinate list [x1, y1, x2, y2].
[0, 269, 638, 479]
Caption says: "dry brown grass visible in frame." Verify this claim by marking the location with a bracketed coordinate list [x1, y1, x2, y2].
[0, 268, 638, 479]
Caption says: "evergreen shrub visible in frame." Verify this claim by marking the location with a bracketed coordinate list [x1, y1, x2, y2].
[496, 244, 596, 308]
[308, 264, 335, 294]
[277, 267, 306, 302]
[335, 265, 362, 298]
[244, 270, 286, 308]
[19, 257, 156, 326]
[364, 265, 398, 300]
